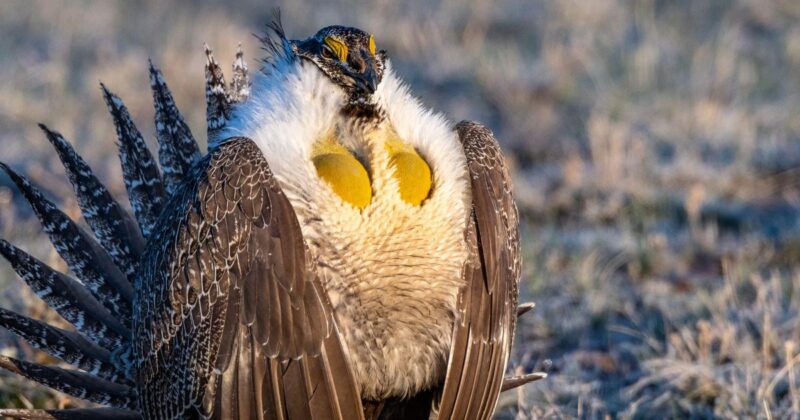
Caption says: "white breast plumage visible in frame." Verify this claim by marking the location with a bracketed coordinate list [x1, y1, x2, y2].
[224, 59, 472, 399]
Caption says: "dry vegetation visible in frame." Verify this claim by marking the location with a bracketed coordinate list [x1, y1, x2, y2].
[1, 0, 800, 418]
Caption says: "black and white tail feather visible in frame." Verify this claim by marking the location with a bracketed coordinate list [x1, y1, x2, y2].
[0, 31, 543, 418]
[0, 47, 250, 419]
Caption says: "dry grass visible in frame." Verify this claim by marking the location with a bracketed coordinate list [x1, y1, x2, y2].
[1, 0, 800, 418]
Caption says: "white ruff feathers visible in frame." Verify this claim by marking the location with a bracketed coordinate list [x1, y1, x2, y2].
[221, 54, 472, 399]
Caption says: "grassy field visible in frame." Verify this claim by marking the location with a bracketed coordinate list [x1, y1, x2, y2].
[1, 0, 800, 418]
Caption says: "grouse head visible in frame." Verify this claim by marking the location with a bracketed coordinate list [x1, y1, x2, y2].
[293, 26, 386, 99]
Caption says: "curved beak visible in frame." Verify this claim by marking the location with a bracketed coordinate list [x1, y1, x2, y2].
[354, 67, 379, 94]
[351, 51, 379, 95]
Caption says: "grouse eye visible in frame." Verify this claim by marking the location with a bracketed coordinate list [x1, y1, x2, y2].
[321, 45, 336, 60]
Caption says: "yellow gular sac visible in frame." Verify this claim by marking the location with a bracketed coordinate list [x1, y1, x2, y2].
[386, 139, 432, 206]
[312, 142, 372, 210]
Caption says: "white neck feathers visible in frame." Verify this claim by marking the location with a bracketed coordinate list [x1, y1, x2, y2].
[220, 58, 470, 217]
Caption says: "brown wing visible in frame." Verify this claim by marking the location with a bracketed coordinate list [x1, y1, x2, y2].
[437, 122, 521, 420]
[134, 138, 363, 420]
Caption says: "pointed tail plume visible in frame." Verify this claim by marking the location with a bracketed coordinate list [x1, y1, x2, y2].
[0, 308, 122, 382]
[39, 125, 145, 281]
[149, 61, 201, 196]
[0, 239, 129, 350]
[0, 46, 249, 415]
[205, 45, 230, 144]
[0, 164, 133, 321]
[0, 356, 134, 407]
[227, 43, 251, 104]
[101, 84, 166, 238]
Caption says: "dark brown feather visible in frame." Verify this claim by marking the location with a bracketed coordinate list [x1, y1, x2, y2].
[135, 137, 363, 419]
[437, 121, 521, 420]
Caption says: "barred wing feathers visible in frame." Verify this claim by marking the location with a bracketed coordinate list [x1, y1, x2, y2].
[135, 138, 363, 419]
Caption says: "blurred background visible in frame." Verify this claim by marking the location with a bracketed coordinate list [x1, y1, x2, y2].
[1, 0, 800, 418]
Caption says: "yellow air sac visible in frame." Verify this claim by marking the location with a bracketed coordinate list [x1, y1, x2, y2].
[313, 145, 372, 210]
[386, 140, 432, 206]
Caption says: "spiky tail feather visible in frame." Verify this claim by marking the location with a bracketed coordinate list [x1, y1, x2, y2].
[101, 84, 166, 239]
[0, 240, 129, 350]
[0, 356, 134, 407]
[0, 308, 123, 382]
[0, 163, 133, 321]
[39, 125, 145, 280]
[149, 61, 201, 196]
[227, 44, 251, 104]
[205, 45, 230, 143]
[0, 48, 246, 411]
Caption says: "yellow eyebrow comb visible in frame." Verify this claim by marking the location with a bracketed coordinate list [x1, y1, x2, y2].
[369, 35, 376, 56]
[324, 36, 349, 62]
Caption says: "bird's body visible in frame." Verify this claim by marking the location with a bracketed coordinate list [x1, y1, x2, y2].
[0, 21, 540, 420]
[223, 60, 472, 400]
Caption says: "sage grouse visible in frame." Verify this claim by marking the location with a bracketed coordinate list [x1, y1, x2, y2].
[0, 19, 543, 420]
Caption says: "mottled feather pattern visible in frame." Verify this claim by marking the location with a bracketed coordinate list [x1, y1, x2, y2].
[0, 308, 122, 382]
[102, 84, 166, 238]
[0, 31, 526, 419]
[0, 240, 128, 351]
[149, 62, 201, 196]
[205, 46, 230, 142]
[0, 50, 263, 419]
[227, 45, 250, 104]
[0, 163, 133, 323]
[40, 124, 145, 282]
[0, 356, 134, 408]
[134, 138, 362, 419]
